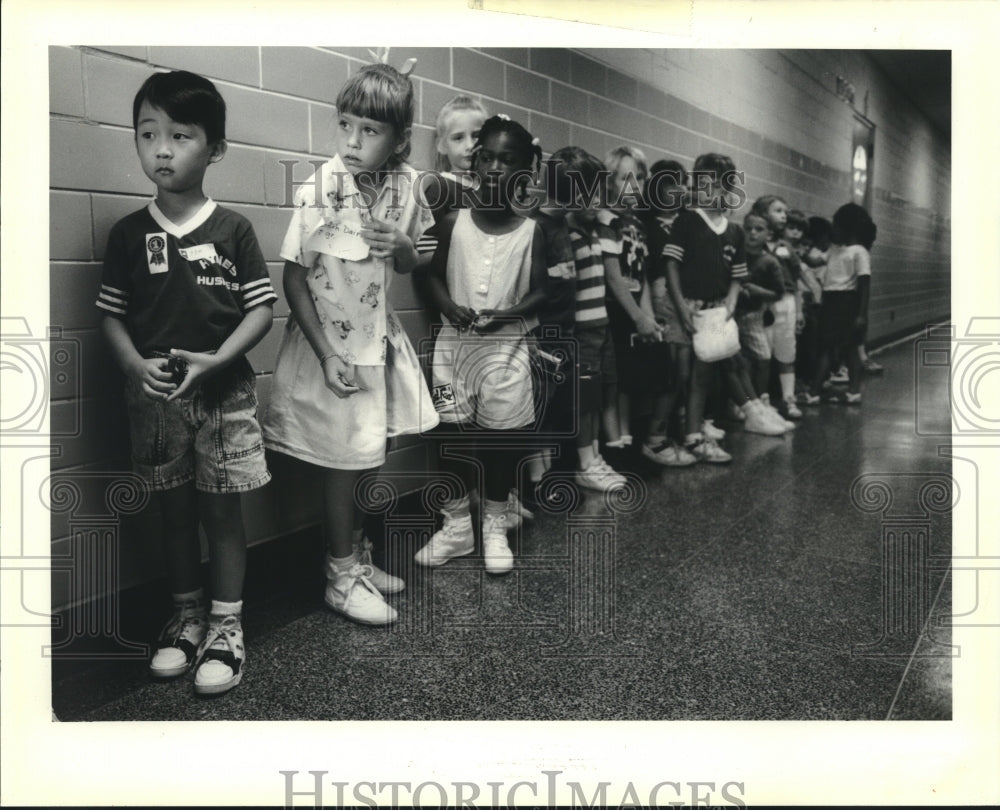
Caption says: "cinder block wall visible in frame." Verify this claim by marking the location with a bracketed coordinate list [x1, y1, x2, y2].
[49, 47, 950, 609]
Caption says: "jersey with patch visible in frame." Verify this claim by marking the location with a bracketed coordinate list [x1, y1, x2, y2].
[662, 208, 747, 302]
[605, 209, 648, 309]
[96, 200, 276, 355]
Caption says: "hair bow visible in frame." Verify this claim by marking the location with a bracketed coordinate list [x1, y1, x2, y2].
[367, 47, 417, 76]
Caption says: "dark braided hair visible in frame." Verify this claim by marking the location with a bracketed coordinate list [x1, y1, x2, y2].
[473, 114, 543, 172]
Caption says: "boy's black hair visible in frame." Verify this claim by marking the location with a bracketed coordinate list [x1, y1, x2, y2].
[644, 158, 688, 214]
[692, 152, 738, 191]
[743, 210, 769, 227]
[647, 159, 687, 188]
[786, 209, 809, 231]
[132, 70, 226, 144]
[547, 146, 605, 206]
[475, 115, 543, 173]
[831, 202, 877, 248]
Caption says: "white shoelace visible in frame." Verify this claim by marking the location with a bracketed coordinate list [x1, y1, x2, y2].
[194, 615, 241, 668]
[341, 563, 382, 610]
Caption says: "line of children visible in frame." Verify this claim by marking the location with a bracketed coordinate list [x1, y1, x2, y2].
[100, 61, 879, 698]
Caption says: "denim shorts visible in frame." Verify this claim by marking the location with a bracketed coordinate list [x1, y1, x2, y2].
[576, 325, 617, 386]
[124, 359, 271, 494]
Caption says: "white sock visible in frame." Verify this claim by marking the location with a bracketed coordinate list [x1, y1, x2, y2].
[578, 445, 597, 470]
[780, 372, 795, 401]
[329, 552, 358, 572]
[210, 599, 242, 618]
[647, 433, 666, 447]
[483, 499, 507, 521]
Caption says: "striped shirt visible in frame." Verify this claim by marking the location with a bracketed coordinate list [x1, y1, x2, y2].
[96, 199, 277, 356]
[568, 212, 621, 328]
[662, 208, 747, 302]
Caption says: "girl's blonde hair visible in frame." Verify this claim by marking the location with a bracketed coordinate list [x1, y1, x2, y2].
[605, 144, 649, 181]
[434, 95, 488, 173]
[336, 63, 415, 169]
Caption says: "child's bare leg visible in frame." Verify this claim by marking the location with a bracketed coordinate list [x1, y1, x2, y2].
[601, 382, 621, 443]
[158, 482, 204, 595]
[753, 357, 770, 398]
[847, 344, 863, 395]
[321, 468, 367, 560]
[198, 491, 246, 603]
[577, 411, 599, 469]
[685, 359, 713, 437]
[723, 354, 754, 407]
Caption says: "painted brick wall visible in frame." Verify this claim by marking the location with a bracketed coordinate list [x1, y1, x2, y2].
[49, 46, 949, 608]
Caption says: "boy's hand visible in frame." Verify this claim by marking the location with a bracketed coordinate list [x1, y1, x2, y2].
[634, 312, 660, 338]
[680, 302, 696, 335]
[854, 314, 868, 333]
[796, 311, 806, 334]
[130, 357, 177, 401]
[362, 218, 412, 262]
[321, 354, 360, 398]
[166, 349, 222, 401]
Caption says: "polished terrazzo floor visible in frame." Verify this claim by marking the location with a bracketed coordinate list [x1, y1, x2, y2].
[52, 335, 953, 721]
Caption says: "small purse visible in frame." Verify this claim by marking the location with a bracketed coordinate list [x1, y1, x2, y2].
[691, 306, 740, 362]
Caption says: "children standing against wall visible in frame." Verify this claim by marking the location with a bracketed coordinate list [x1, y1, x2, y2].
[97, 71, 277, 695]
[263, 60, 439, 625]
[554, 146, 651, 490]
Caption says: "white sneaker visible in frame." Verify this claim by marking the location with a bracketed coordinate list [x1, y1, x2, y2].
[757, 397, 794, 430]
[743, 401, 787, 436]
[193, 614, 245, 696]
[482, 512, 514, 575]
[830, 366, 849, 384]
[765, 401, 796, 430]
[642, 440, 697, 467]
[150, 601, 207, 679]
[353, 538, 404, 594]
[505, 489, 534, 530]
[686, 434, 732, 463]
[576, 456, 627, 492]
[414, 512, 474, 567]
[324, 561, 398, 625]
[783, 396, 803, 419]
[702, 419, 726, 441]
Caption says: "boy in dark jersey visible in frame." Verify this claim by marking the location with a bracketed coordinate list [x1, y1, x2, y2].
[96, 71, 277, 696]
[663, 153, 748, 462]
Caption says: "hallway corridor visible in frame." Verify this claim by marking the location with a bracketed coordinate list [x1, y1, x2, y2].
[52, 334, 952, 722]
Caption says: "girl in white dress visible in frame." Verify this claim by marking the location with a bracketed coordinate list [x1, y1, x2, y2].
[263, 58, 438, 625]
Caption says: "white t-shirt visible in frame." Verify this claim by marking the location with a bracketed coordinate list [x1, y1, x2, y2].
[822, 244, 871, 292]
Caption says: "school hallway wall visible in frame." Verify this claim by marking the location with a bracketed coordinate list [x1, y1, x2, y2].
[47, 46, 950, 610]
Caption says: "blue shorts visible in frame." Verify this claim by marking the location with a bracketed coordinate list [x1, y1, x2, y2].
[124, 359, 270, 494]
